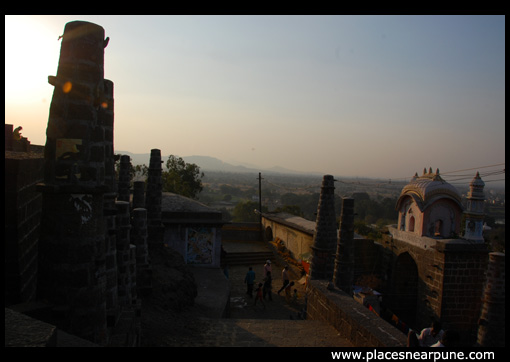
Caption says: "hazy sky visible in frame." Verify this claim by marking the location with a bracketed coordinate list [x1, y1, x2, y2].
[5, 15, 505, 183]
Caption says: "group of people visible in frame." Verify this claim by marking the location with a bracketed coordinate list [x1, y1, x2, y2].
[407, 321, 459, 347]
[244, 260, 298, 308]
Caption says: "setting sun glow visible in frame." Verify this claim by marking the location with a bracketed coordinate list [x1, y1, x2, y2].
[5, 16, 59, 103]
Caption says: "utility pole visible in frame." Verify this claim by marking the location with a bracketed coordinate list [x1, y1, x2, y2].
[258, 172, 263, 224]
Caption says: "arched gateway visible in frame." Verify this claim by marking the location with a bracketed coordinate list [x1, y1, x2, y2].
[391, 252, 418, 327]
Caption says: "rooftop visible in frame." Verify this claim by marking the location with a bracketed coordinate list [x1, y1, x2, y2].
[396, 167, 463, 211]
[161, 192, 224, 225]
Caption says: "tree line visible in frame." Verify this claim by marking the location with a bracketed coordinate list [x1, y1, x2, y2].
[117, 154, 204, 200]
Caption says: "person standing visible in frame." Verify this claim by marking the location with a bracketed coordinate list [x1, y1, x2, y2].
[277, 265, 290, 295]
[264, 260, 272, 278]
[244, 266, 255, 298]
[408, 320, 444, 347]
[418, 321, 444, 347]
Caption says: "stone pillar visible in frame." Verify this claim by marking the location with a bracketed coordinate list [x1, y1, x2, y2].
[333, 197, 355, 294]
[129, 244, 137, 305]
[37, 20, 109, 344]
[476, 252, 505, 347]
[131, 208, 152, 296]
[115, 201, 132, 306]
[117, 155, 131, 203]
[100, 79, 115, 193]
[146, 149, 164, 245]
[310, 175, 337, 281]
[132, 181, 145, 210]
[99, 79, 118, 323]
[104, 199, 118, 323]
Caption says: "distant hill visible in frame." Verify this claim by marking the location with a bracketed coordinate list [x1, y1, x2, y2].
[116, 151, 313, 175]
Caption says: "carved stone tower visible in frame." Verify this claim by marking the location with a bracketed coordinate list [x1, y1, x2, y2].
[310, 175, 337, 281]
[333, 197, 355, 294]
[37, 21, 110, 344]
[146, 149, 164, 245]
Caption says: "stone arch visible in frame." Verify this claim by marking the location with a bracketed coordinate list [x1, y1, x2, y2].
[392, 252, 419, 327]
[264, 226, 273, 242]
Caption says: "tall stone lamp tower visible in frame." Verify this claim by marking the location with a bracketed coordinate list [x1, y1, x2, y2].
[310, 175, 337, 281]
[37, 21, 111, 344]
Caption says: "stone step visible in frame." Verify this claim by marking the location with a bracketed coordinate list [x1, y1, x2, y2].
[175, 318, 352, 347]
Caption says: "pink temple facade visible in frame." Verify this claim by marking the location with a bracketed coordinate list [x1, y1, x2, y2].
[396, 168, 463, 239]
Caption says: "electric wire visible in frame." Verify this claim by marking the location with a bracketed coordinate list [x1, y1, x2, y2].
[260, 163, 504, 192]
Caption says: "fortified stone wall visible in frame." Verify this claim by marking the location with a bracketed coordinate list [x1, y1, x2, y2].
[437, 241, 488, 345]
[5, 150, 45, 305]
[379, 229, 488, 345]
[477, 252, 505, 347]
[307, 279, 407, 347]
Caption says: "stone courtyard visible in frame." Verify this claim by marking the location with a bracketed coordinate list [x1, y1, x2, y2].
[140, 240, 352, 347]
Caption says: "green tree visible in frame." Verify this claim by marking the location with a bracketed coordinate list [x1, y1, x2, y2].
[232, 200, 267, 222]
[162, 155, 204, 199]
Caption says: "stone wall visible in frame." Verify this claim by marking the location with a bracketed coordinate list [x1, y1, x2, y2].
[379, 229, 488, 345]
[436, 240, 488, 345]
[5, 152, 45, 305]
[265, 221, 313, 261]
[307, 280, 407, 347]
[222, 222, 262, 242]
[476, 252, 505, 347]
[260, 214, 315, 263]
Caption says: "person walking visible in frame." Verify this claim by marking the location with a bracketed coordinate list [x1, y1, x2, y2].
[277, 265, 290, 295]
[244, 266, 255, 298]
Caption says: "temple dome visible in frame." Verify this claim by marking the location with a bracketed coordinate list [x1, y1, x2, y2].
[396, 168, 463, 212]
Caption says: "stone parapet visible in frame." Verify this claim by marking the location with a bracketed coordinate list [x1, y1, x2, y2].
[307, 279, 407, 347]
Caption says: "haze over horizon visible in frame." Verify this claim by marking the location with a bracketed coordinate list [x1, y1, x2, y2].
[5, 15, 505, 186]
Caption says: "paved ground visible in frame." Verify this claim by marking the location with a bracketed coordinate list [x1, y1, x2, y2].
[180, 241, 353, 347]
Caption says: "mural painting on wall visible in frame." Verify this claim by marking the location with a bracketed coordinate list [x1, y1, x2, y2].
[186, 227, 215, 264]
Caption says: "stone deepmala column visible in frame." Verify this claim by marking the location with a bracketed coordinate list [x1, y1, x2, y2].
[131, 208, 152, 296]
[115, 201, 133, 306]
[309, 175, 337, 281]
[37, 20, 109, 344]
[100, 79, 119, 323]
[117, 155, 131, 203]
[476, 252, 505, 347]
[132, 181, 146, 210]
[145, 149, 164, 245]
[333, 197, 355, 295]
